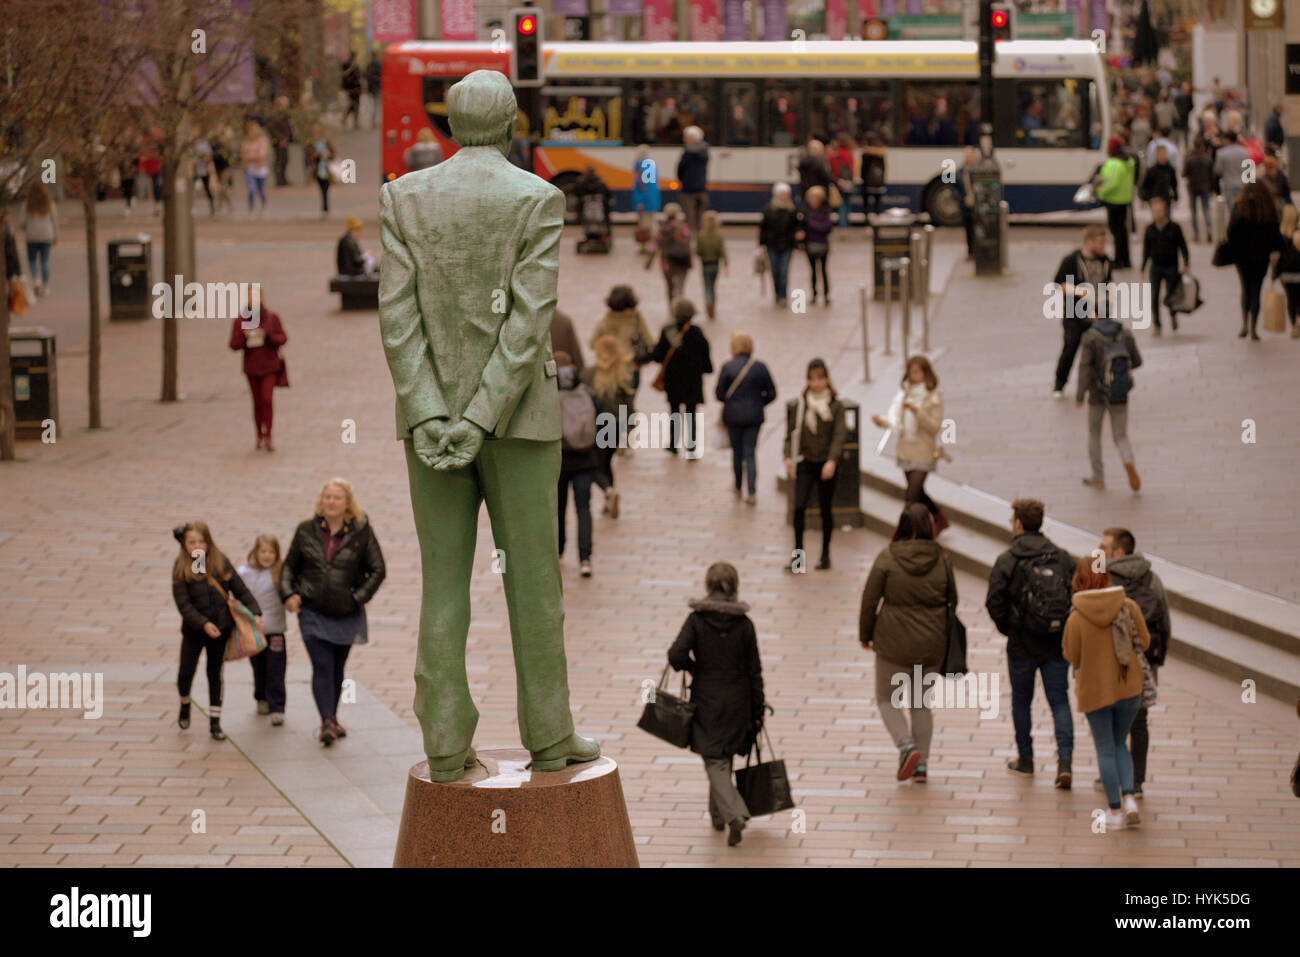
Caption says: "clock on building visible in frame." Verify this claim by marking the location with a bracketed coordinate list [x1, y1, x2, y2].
[1245, 0, 1283, 30]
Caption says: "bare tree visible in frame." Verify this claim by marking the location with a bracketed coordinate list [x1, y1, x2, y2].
[0, 6, 87, 460]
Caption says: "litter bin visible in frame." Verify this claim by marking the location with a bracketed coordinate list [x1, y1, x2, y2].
[784, 397, 864, 531]
[870, 210, 928, 300]
[109, 234, 152, 320]
[9, 325, 58, 440]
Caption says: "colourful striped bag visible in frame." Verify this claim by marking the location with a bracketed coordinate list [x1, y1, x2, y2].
[213, 579, 267, 661]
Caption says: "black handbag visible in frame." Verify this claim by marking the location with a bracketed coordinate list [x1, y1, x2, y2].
[734, 725, 795, 817]
[1211, 240, 1235, 268]
[941, 554, 968, 675]
[637, 665, 694, 748]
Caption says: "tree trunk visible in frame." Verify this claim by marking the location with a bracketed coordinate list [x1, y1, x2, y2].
[0, 273, 14, 460]
[160, 153, 179, 402]
[84, 194, 101, 428]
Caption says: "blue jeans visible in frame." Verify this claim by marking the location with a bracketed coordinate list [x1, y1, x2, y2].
[1007, 654, 1074, 764]
[557, 468, 594, 561]
[727, 424, 759, 495]
[1191, 191, 1211, 240]
[767, 247, 792, 302]
[25, 241, 50, 285]
[701, 261, 720, 308]
[836, 195, 851, 229]
[245, 170, 267, 210]
[1085, 695, 1142, 808]
[301, 635, 351, 723]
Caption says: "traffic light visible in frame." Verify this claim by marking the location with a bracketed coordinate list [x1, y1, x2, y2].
[511, 7, 543, 87]
[990, 2, 1015, 43]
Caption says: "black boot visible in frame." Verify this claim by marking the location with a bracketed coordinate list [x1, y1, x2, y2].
[177, 700, 191, 730]
[1249, 315, 1260, 341]
[209, 710, 225, 741]
[1239, 316, 1249, 338]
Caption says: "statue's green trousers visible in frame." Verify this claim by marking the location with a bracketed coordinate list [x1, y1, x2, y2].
[403, 437, 576, 761]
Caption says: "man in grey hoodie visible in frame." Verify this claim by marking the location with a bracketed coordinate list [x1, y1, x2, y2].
[1076, 316, 1143, 491]
[1100, 527, 1170, 798]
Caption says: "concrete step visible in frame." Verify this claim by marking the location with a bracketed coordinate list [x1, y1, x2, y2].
[851, 459, 1300, 703]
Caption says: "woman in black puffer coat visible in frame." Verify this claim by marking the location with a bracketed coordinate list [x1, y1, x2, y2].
[172, 521, 262, 741]
[668, 562, 765, 847]
[281, 477, 386, 746]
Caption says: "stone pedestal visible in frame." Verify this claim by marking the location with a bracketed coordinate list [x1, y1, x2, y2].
[392, 750, 639, 867]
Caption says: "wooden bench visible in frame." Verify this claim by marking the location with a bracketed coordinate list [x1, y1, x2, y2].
[329, 276, 379, 311]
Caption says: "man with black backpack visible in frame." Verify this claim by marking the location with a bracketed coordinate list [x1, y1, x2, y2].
[554, 351, 602, 578]
[1076, 311, 1142, 491]
[1099, 527, 1170, 799]
[986, 499, 1076, 788]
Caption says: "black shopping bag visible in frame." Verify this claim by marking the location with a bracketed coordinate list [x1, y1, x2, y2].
[637, 666, 694, 748]
[734, 726, 795, 817]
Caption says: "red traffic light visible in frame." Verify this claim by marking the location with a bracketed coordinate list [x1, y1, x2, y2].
[991, 10, 1009, 28]
[518, 14, 537, 34]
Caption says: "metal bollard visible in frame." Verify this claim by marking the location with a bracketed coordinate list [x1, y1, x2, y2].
[999, 200, 1010, 274]
[883, 263, 894, 355]
[1212, 196, 1227, 246]
[899, 256, 912, 356]
[922, 224, 934, 351]
[858, 283, 871, 382]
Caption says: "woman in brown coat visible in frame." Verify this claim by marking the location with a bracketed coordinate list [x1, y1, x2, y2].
[859, 504, 955, 782]
[1062, 557, 1150, 831]
[590, 285, 655, 391]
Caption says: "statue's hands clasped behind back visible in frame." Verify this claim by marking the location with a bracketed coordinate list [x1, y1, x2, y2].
[412, 417, 486, 471]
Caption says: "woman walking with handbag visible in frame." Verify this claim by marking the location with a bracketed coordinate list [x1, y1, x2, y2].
[1062, 556, 1151, 831]
[796, 185, 834, 307]
[668, 562, 765, 847]
[871, 355, 947, 533]
[171, 522, 262, 741]
[280, 479, 386, 746]
[1220, 183, 1283, 341]
[783, 358, 847, 571]
[859, 504, 954, 782]
[591, 285, 656, 394]
[650, 299, 713, 458]
[715, 331, 776, 504]
[229, 296, 288, 451]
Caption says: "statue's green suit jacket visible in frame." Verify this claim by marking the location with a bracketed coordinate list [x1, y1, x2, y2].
[378, 146, 565, 442]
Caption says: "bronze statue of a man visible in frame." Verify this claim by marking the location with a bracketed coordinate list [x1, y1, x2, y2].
[378, 70, 599, 783]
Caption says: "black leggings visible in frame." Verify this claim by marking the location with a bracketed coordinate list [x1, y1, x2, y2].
[316, 175, 331, 213]
[793, 459, 837, 558]
[1286, 283, 1300, 327]
[178, 630, 226, 708]
[303, 636, 351, 723]
[806, 249, 829, 298]
[1236, 260, 1269, 324]
[904, 469, 937, 514]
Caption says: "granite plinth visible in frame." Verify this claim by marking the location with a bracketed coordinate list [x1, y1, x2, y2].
[392, 750, 639, 868]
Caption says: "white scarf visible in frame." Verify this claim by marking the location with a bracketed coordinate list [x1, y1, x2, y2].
[804, 389, 833, 434]
[886, 383, 931, 441]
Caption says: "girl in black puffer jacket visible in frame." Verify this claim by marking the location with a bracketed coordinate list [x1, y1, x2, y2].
[172, 521, 262, 740]
[280, 478, 386, 745]
[668, 562, 765, 847]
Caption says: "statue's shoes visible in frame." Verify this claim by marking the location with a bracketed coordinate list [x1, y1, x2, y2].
[427, 746, 477, 783]
[529, 733, 600, 772]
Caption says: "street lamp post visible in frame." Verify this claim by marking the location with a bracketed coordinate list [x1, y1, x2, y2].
[973, 0, 1005, 275]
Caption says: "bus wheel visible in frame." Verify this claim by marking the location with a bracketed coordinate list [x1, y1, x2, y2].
[923, 180, 962, 227]
[552, 172, 581, 225]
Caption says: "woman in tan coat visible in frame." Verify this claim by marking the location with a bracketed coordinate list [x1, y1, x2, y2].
[590, 285, 655, 392]
[871, 355, 947, 532]
[1062, 557, 1150, 831]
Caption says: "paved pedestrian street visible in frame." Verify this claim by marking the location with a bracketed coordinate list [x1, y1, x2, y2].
[2, 174, 1297, 867]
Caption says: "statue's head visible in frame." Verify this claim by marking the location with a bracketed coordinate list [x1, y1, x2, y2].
[448, 70, 517, 156]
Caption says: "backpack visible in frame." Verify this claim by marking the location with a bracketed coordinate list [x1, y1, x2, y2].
[559, 386, 597, 453]
[663, 226, 691, 267]
[1120, 569, 1169, 666]
[1014, 552, 1072, 638]
[1098, 326, 1133, 403]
